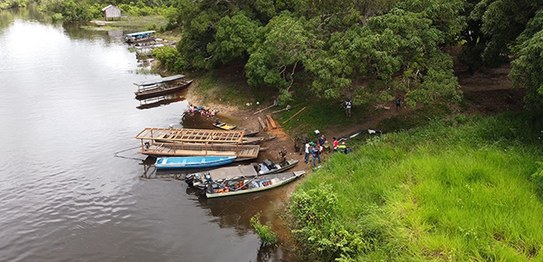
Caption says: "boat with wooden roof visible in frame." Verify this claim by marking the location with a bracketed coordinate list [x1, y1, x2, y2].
[125, 30, 156, 43]
[136, 127, 246, 144]
[205, 170, 305, 198]
[138, 141, 260, 161]
[155, 156, 236, 170]
[134, 75, 192, 100]
[135, 128, 261, 160]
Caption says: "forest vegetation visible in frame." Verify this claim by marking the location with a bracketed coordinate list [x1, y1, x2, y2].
[6, 0, 543, 260]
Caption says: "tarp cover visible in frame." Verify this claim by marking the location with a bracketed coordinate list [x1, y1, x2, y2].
[209, 165, 257, 180]
[134, 74, 185, 86]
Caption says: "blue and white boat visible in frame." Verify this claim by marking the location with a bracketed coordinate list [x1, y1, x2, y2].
[155, 156, 236, 170]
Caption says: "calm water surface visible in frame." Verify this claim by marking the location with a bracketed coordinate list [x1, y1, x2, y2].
[0, 10, 296, 261]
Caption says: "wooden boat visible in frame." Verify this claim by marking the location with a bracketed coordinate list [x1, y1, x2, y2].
[139, 142, 260, 161]
[243, 129, 259, 137]
[138, 128, 245, 144]
[205, 171, 305, 198]
[213, 121, 236, 130]
[136, 128, 260, 160]
[155, 156, 236, 170]
[158, 135, 274, 145]
[185, 159, 299, 188]
[134, 75, 192, 100]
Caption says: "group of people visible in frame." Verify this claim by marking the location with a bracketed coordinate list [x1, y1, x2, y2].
[186, 104, 217, 118]
[303, 131, 352, 167]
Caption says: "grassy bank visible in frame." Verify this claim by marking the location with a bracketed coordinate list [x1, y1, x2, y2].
[289, 113, 543, 261]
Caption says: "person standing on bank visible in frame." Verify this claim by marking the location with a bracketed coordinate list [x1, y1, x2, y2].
[304, 141, 310, 164]
[318, 134, 326, 147]
[395, 95, 402, 111]
[311, 142, 321, 167]
[343, 98, 352, 117]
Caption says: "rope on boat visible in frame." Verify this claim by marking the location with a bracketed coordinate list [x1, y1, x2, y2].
[113, 146, 146, 161]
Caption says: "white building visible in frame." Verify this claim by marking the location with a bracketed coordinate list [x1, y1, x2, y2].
[101, 5, 121, 21]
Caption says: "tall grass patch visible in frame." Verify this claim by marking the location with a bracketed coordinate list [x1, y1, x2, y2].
[290, 113, 543, 260]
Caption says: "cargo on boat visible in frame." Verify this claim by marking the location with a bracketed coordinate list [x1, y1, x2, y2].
[205, 171, 305, 198]
[185, 159, 299, 188]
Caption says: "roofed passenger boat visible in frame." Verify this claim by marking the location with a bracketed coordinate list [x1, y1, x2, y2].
[135, 128, 261, 160]
[134, 75, 192, 100]
[136, 128, 246, 144]
[139, 142, 260, 161]
[125, 30, 156, 43]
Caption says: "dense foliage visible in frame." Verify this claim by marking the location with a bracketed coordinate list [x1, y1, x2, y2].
[289, 113, 543, 260]
[0, 0, 27, 10]
[510, 10, 543, 113]
[166, 0, 465, 104]
[40, 0, 175, 22]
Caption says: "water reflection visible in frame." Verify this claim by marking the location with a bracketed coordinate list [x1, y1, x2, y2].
[0, 9, 298, 262]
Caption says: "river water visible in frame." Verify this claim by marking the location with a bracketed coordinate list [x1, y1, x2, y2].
[0, 10, 296, 261]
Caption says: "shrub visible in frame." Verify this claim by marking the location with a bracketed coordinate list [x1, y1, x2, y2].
[250, 213, 277, 247]
[152, 46, 185, 72]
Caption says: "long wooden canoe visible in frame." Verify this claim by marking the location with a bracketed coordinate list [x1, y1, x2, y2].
[205, 171, 305, 198]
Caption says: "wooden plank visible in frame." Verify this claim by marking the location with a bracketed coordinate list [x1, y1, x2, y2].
[135, 128, 244, 143]
[282, 106, 307, 124]
[257, 117, 267, 130]
[266, 115, 277, 129]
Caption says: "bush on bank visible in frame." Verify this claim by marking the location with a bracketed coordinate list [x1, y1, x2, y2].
[289, 113, 543, 261]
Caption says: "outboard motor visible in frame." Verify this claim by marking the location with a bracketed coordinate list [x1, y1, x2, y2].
[185, 174, 195, 187]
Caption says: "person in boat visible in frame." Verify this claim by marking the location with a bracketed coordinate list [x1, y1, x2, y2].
[332, 137, 339, 151]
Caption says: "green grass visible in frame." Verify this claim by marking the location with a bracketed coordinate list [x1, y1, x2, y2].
[86, 15, 167, 31]
[290, 113, 543, 261]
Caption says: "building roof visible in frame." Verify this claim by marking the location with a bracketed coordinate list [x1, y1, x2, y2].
[101, 4, 119, 11]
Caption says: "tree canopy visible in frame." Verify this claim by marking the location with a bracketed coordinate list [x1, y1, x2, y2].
[158, 0, 543, 110]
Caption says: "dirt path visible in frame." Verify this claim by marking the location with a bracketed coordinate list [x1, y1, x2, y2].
[182, 65, 524, 172]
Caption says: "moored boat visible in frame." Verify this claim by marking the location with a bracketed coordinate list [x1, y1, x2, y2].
[155, 156, 236, 170]
[213, 120, 236, 130]
[125, 30, 156, 43]
[185, 159, 299, 188]
[205, 170, 305, 198]
[134, 75, 192, 100]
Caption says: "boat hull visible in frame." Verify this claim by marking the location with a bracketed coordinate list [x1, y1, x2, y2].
[205, 171, 305, 198]
[135, 80, 192, 100]
[155, 156, 236, 170]
[213, 122, 237, 130]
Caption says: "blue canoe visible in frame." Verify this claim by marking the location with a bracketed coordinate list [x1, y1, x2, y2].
[155, 156, 236, 170]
